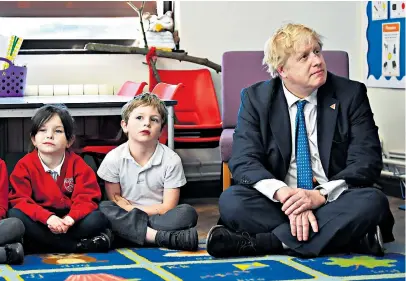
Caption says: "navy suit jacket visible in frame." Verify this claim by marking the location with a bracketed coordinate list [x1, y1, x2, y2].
[229, 72, 383, 188]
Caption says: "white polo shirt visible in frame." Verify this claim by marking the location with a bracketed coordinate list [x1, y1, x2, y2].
[97, 142, 186, 206]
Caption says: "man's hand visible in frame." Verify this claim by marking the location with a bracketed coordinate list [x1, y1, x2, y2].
[273, 186, 297, 203]
[289, 210, 318, 241]
[281, 189, 326, 215]
[47, 215, 69, 234]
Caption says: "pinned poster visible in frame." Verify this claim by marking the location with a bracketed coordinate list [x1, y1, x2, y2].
[382, 22, 400, 76]
[372, 1, 388, 20]
[390, 1, 406, 18]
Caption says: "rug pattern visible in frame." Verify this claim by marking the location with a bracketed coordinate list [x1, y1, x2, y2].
[0, 244, 404, 281]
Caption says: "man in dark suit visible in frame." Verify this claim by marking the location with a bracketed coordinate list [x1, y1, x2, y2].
[206, 23, 394, 258]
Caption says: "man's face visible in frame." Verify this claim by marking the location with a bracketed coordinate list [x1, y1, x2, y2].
[279, 39, 327, 95]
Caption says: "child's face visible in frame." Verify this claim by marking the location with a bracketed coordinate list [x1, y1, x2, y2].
[31, 114, 72, 156]
[121, 105, 162, 144]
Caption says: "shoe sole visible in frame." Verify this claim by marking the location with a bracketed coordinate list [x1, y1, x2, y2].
[206, 225, 224, 257]
[376, 225, 385, 256]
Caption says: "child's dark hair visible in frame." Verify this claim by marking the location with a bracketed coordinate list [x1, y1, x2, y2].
[30, 104, 75, 150]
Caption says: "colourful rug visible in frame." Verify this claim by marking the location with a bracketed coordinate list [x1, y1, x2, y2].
[0, 243, 404, 281]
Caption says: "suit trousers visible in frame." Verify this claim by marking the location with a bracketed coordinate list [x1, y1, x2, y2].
[99, 201, 198, 247]
[218, 185, 395, 257]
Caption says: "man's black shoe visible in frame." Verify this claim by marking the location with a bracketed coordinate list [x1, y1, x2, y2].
[5, 242, 24, 265]
[156, 227, 198, 251]
[206, 225, 260, 258]
[77, 229, 113, 253]
[354, 225, 385, 257]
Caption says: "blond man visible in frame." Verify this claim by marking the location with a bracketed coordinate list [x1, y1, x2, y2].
[207, 23, 394, 258]
[98, 93, 198, 251]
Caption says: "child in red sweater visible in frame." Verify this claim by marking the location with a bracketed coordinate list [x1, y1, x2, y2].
[0, 158, 24, 264]
[8, 104, 112, 253]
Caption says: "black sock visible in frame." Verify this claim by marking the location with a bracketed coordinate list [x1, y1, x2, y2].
[256, 232, 283, 254]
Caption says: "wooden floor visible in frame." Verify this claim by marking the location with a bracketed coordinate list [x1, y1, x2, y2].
[184, 196, 405, 246]
[182, 198, 219, 240]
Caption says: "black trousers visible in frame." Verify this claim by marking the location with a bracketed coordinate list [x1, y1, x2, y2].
[8, 208, 109, 253]
[219, 185, 395, 257]
[99, 201, 198, 247]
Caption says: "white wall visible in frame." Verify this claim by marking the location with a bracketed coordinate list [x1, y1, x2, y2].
[15, 1, 405, 157]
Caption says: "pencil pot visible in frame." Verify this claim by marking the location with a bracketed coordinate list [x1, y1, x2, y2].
[0, 57, 27, 97]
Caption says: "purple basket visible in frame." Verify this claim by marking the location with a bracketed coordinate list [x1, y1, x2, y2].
[0, 57, 27, 97]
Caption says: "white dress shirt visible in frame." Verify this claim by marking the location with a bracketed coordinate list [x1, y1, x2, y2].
[253, 83, 348, 203]
[39, 152, 65, 180]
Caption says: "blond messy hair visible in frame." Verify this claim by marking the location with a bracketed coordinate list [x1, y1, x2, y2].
[121, 92, 168, 129]
[263, 23, 323, 78]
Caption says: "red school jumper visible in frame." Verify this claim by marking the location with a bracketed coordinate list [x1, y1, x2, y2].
[9, 151, 101, 225]
[0, 159, 8, 219]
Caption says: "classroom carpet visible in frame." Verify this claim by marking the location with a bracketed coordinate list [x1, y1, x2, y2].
[0, 242, 404, 281]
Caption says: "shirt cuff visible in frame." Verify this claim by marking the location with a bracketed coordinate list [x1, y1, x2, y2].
[315, 179, 348, 202]
[253, 179, 288, 202]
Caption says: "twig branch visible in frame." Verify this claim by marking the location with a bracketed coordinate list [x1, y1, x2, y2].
[127, 1, 148, 49]
[85, 43, 222, 73]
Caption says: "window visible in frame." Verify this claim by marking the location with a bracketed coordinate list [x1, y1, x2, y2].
[0, 1, 164, 50]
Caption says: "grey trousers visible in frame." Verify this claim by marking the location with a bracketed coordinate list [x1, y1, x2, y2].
[99, 201, 198, 246]
[0, 218, 25, 263]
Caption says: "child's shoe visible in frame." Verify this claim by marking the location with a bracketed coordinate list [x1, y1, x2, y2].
[77, 229, 113, 252]
[5, 242, 24, 264]
[156, 227, 198, 251]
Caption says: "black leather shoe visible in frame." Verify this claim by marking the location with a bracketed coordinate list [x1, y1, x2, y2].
[206, 225, 258, 258]
[77, 229, 113, 253]
[5, 242, 24, 265]
[354, 225, 385, 257]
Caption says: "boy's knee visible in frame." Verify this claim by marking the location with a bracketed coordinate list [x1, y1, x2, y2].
[177, 204, 198, 227]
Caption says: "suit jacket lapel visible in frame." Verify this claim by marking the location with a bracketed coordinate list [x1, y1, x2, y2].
[317, 75, 338, 177]
[269, 81, 291, 176]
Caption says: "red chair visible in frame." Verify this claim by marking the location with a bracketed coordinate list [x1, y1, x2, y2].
[149, 69, 222, 148]
[116, 81, 147, 96]
[77, 81, 147, 167]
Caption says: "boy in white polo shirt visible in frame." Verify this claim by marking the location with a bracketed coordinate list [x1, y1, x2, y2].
[98, 93, 198, 251]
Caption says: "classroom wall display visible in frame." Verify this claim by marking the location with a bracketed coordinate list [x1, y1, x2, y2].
[365, 1, 405, 88]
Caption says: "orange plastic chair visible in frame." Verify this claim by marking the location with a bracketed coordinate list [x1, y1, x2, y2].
[149, 69, 222, 147]
[77, 81, 148, 167]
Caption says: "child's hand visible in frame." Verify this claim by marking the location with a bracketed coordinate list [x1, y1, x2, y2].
[47, 215, 69, 234]
[115, 195, 131, 209]
[62, 216, 75, 227]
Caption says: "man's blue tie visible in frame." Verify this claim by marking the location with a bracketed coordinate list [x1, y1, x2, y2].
[296, 100, 313, 189]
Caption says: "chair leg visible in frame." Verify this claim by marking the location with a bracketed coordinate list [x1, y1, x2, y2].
[222, 162, 232, 191]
